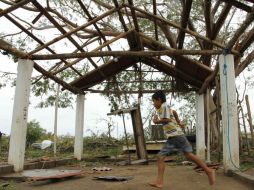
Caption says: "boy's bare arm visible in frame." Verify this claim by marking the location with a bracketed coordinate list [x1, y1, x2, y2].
[173, 110, 185, 128]
[173, 110, 181, 124]
[153, 116, 171, 124]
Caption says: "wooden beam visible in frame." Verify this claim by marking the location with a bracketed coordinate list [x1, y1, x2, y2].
[0, 38, 83, 94]
[26, 6, 120, 56]
[123, 4, 240, 55]
[52, 28, 135, 75]
[76, 0, 112, 51]
[127, 0, 140, 32]
[198, 63, 219, 94]
[177, 0, 192, 49]
[139, 33, 213, 72]
[245, 95, 254, 146]
[238, 26, 254, 54]
[33, 62, 84, 94]
[188, 20, 204, 49]
[31, 49, 223, 60]
[107, 107, 138, 115]
[204, 0, 213, 38]
[92, 28, 135, 52]
[101, 80, 174, 84]
[0, 38, 26, 57]
[220, 0, 253, 13]
[212, 3, 232, 39]
[130, 106, 148, 160]
[0, 0, 34, 17]
[142, 57, 203, 88]
[227, 11, 254, 49]
[235, 49, 254, 76]
[127, 0, 143, 50]
[4, 13, 82, 76]
[70, 57, 138, 90]
[201, 3, 232, 66]
[153, 0, 159, 41]
[31, 0, 107, 77]
[91, 89, 194, 94]
[200, 12, 254, 93]
[51, 37, 100, 75]
[113, 0, 128, 32]
[158, 22, 177, 48]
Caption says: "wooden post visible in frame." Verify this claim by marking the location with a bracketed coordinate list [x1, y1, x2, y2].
[130, 106, 148, 160]
[74, 94, 85, 161]
[245, 95, 254, 147]
[219, 54, 239, 172]
[8, 59, 34, 172]
[240, 107, 250, 155]
[195, 93, 206, 161]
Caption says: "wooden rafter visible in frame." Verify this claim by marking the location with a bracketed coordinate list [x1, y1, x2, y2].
[139, 33, 213, 72]
[31, 1, 116, 78]
[124, 4, 240, 55]
[0, 38, 83, 94]
[237, 26, 254, 53]
[235, 49, 254, 76]
[26, 6, 120, 56]
[0, 0, 34, 17]
[142, 57, 202, 88]
[3, 12, 82, 77]
[227, 11, 254, 49]
[30, 49, 223, 60]
[153, 0, 158, 41]
[177, 0, 192, 49]
[204, 0, 213, 38]
[51, 28, 135, 75]
[70, 57, 138, 90]
[76, 0, 112, 51]
[87, 89, 195, 94]
[33, 62, 84, 94]
[220, 0, 253, 13]
[212, 3, 232, 39]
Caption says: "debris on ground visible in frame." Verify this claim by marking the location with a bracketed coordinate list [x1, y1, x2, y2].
[117, 159, 148, 166]
[92, 167, 112, 171]
[194, 163, 220, 172]
[182, 161, 193, 166]
[94, 176, 134, 181]
[1, 183, 9, 188]
[22, 169, 83, 181]
[31, 140, 53, 150]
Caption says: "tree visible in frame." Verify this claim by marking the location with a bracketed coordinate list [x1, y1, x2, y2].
[26, 120, 46, 147]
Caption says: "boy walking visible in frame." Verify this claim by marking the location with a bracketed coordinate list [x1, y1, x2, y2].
[149, 91, 215, 188]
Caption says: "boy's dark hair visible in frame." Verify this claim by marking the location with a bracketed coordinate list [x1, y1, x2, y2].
[152, 90, 166, 102]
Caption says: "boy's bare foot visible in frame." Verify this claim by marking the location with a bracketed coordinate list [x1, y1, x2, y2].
[207, 169, 215, 185]
[148, 181, 163, 188]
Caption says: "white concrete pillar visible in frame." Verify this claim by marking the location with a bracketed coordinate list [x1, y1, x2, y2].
[206, 89, 211, 163]
[219, 54, 239, 172]
[74, 94, 85, 160]
[195, 93, 206, 161]
[8, 59, 34, 172]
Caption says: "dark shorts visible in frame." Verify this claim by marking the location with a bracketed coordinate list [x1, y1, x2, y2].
[158, 135, 193, 156]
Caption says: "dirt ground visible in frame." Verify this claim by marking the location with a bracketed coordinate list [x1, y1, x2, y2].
[1, 163, 253, 190]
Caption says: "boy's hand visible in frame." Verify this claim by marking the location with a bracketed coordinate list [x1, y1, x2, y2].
[153, 115, 159, 124]
[178, 122, 185, 128]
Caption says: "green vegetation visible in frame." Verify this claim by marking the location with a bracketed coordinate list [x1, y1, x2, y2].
[26, 120, 47, 147]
